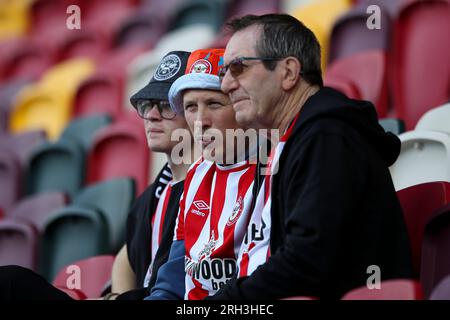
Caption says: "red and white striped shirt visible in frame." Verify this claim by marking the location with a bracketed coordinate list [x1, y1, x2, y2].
[173, 158, 256, 299]
[237, 114, 300, 277]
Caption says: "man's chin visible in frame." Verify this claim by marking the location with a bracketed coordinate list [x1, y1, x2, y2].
[149, 143, 170, 154]
[235, 111, 255, 127]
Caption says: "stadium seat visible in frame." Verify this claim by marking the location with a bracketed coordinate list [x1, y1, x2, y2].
[9, 58, 95, 139]
[61, 114, 112, 152]
[226, 0, 280, 17]
[26, 137, 85, 198]
[9, 87, 66, 140]
[390, 131, 450, 191]
[170, 0, 226, 32]
[55, 29, 108, 63]
[74, 178, 135, 252]
[415, 103, 450, 134]
[429, 274, 450, 300]
[421, 203, 450, 297]
[323, 75, 362, 100]
[357, 0, 414, 18]
[390, 0, 450, 130]
[293, 0, 353, 70]
[72, 74, 124, 120]
[29, 0, 80, 41]
[0, 0, 31, 41]
[341, 279, 423, 300]
[39, 205, 109, 281]
[53, 255, 115, 299]
[0, 151, 22, 212]
[80, 0, 138, 50]
[396, 181, 450, 276]
[87, 120, 149, 195]
[113, 10, 168, 49]
[328, 4, 391, 64]
[0, 78, 34, 133]
[325, 50, 389, 117]
[0, 130, 47, 171]
[0, 38, 52, 83]
[8, 192, 69, 233]
[126, 24, 216, 103]
[0, 219, 38, 270]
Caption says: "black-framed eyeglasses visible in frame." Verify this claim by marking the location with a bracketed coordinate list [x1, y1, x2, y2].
[135, 100, 176, 120]
[218, 57, 280, 82]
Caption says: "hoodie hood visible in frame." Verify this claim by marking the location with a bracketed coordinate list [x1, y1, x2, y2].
[294, 87, 400, 166]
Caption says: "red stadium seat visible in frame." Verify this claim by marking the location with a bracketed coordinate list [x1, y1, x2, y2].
[52, 255, 115, 299]
[0, 38, 52, 83]
[29, 0, 81, 41]
[72, 73, 124, 120]
[396, 181, 450, 276]
[55, 29, 109, 63]
[323, 74, 362, 100]
[113, 10, 168, 49]
[390, 0, 450, 129]
[326, 50, 389, 117]
[87, 118, 149, 195]
[329, 4, 392, 64]
[81, 0, 138, 47]
[341, 279, 423, 300]
[73, 45, 146, 120]
[421, 203, 450, 297]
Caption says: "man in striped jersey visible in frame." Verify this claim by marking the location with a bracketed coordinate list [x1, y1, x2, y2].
[116, 50, 194, 299]
[146, 49, 258, 300]
[211, 14, 413, 299]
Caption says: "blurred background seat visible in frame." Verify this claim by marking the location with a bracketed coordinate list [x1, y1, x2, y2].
[396, 181, 450, 277]
[52, 255, 115, 299]
[390, 131, 450, 191]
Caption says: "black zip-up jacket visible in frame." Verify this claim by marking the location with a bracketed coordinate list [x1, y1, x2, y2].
[211, 87, 413, 299]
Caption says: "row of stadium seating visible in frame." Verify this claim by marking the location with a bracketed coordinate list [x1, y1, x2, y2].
[0, 0, 449, 299]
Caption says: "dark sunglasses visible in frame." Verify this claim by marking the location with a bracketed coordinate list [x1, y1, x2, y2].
[135, 100, 176, 120]
[218, 57, 280, 82]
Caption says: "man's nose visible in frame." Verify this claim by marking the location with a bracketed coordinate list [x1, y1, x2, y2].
[146, 105, 161, 121]
[220, 69, 238, 95]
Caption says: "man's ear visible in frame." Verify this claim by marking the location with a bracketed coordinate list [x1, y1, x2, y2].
[280, 57, 302, 91]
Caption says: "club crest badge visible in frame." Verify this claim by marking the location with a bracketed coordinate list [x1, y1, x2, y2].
[189, 59, 212, 74]
[154, 54, 182, 81]
[227, 196, 244, 226]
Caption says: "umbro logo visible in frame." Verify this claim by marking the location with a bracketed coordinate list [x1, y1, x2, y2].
[191, 200, 210, 217]
[193, 200, 209, 210]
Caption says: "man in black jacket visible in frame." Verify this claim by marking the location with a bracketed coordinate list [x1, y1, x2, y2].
[213, 13, 413, 299]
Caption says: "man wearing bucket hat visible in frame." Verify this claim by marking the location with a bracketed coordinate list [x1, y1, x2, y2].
[146, 48, 258, 300]
[117, 50, 195, 299]
[0, 51, 194, 300]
